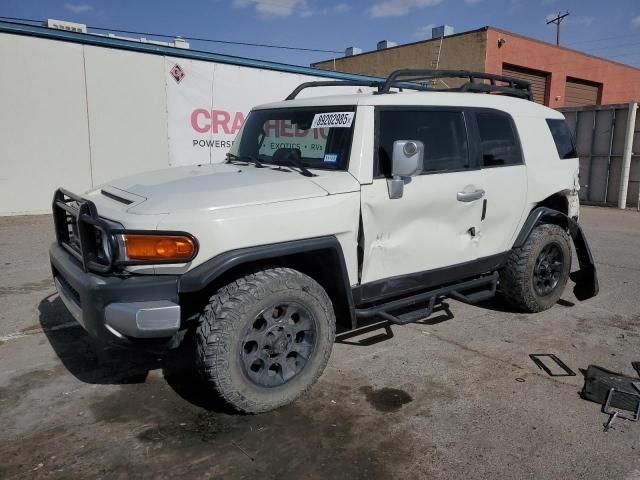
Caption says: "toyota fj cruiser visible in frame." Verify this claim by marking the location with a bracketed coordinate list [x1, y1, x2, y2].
[50, 69, 598, 413]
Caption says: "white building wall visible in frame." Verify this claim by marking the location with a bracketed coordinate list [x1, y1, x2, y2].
[83, 46, 170, 187]
[0, 31, 374, 215]
[0, 34, 93, 215]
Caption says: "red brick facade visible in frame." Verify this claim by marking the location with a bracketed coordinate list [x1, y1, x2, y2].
[485, 28, 640, 108]
[313, 26, 640, 108]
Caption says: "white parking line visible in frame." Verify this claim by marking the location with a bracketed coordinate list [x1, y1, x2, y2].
[0, 321, 80, 343]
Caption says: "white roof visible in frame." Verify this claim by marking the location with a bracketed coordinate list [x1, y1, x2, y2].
[255, 90, 564, 119]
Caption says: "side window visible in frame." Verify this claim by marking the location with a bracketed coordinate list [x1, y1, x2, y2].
[476, 111, 523, 167]
[546, 119, 577, 159]
[378, 110, 469, 176]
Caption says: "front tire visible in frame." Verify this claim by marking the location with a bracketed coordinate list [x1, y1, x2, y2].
[196, 268, 336, 413]
[500, 223, 572, 313]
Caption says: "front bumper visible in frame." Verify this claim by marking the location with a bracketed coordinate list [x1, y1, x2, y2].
[50, 242, 181, 345]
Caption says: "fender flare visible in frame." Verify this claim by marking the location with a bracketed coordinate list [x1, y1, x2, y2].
[513, 207, 599, 301]
[178, 236, 356, 327]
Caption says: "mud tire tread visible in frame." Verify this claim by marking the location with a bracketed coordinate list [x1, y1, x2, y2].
[499, 223, 572, 313]
[195, 268, 335, 413]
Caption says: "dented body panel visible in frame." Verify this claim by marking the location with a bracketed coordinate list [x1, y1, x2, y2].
[360, 172, 484, 283]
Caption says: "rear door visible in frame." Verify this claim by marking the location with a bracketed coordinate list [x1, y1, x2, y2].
[360, 108, 484, 286]
[471, 109, 527, 258]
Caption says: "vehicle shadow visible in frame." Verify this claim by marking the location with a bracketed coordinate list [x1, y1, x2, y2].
[336, 302, 455, 346]
[38, 295, 233, 412]
[335, 293, 575, 347]
[477, 296, 575, 313]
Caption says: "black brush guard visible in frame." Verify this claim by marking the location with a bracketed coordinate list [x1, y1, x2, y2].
[52, 188, 118, 273]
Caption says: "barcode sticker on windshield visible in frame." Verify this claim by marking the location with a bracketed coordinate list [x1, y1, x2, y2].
[310, 112, 355, 129]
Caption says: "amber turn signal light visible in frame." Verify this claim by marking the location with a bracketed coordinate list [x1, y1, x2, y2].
[123, 234, 196, 261]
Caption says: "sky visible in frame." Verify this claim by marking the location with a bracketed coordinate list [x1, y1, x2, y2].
[2, 0, 640, 68]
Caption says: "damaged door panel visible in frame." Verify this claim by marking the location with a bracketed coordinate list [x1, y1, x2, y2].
[360, 172, 484, 284]
[360, 107, 485, 284]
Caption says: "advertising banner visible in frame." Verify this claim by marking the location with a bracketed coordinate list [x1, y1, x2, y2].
[165, 57, 374, 166]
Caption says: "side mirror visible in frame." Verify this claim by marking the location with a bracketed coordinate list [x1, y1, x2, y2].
[387, 140, 424, 199]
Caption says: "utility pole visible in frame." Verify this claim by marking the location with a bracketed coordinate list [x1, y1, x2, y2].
[547, 11, 570, 46]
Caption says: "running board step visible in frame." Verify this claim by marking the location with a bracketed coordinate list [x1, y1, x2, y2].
[386, 301, 451, 325]
[355, 272, 498, 326]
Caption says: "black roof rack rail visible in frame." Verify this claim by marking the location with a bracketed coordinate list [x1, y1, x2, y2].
[285, 79, 431, 100]
[285, 69, 533, 101]
[286, 80, 380, 100]
[377, 69, 533, 100]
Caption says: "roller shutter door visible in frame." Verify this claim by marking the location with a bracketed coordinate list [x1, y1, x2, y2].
[565, 77, 600, 107]
[502, 64, 549, 104]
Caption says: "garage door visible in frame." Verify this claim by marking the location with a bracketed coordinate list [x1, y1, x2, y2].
[565, 77, 601, 107]
[502, 64, 549, 105]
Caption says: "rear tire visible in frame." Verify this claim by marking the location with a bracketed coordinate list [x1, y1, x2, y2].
[196, 268, 336, 413]
[500, 223, 572, 313]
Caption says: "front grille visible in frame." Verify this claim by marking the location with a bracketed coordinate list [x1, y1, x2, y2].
[54, 271, 81, 306]
[52, 189, 115, 273]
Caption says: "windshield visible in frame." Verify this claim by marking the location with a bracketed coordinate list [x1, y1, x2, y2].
[229, 106, 356, 171]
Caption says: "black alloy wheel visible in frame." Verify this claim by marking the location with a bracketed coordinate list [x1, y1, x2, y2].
[533, 243, 564, 296]
[499, 223, 572, 313]
[196, 267, 336, 412]
[241, 302, 316, 387]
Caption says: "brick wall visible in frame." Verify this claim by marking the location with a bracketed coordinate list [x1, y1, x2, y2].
[312, 29, 487, 81]
[485, 28, 640, 108]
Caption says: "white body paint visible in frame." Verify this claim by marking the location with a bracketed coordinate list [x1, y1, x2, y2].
[81, 90, 579, 286]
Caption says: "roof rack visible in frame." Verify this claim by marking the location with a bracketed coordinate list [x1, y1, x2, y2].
[378, 69, 533, 100]
[285, 69, 533, 101]
[285, 79, 430, 100]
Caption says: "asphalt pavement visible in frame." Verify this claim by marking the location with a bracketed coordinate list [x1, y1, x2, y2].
[1, 206, 639, 479]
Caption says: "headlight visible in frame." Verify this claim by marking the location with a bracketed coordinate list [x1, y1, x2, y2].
[96, 228, 113, 264]
[120, 233, 197, 262]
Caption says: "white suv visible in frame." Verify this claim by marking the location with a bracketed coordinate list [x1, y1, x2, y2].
[50, 70, 598, 413]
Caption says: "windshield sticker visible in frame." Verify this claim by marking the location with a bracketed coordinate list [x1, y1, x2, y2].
[310, 112, 355, 129]
[323, 153, 338, 163]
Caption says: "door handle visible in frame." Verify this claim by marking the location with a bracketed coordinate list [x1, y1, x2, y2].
[457, 189, 485, 202]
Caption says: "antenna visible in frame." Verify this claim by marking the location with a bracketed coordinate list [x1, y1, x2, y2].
[546, 11, 570, 46]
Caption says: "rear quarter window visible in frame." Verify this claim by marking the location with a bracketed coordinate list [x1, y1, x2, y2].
[546, 119, 577, 159]
[475, 111, 523, 167]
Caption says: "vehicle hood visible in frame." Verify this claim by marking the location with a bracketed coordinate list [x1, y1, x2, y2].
[97, 163, 360, 215]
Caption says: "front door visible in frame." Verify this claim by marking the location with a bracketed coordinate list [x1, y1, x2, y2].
[360, 108, 485, 287]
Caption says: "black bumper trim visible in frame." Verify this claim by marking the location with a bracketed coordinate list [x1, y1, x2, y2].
[50, 242, 180, 344]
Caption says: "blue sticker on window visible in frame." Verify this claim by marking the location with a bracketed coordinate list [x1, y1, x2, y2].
[323, 153, 338, 163]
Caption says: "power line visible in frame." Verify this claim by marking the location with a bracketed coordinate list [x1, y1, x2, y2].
[567, 32, 640, 47]
[608, 51, 640, 59]
[1, 15, 637, 66]
[0, 16, 343, 54]
[585, 40, 640, 54]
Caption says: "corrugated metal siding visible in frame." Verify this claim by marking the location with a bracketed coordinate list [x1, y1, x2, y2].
[502, 64, 548, 104]
[565, 77, 600, 107]
[560, 103, 639, 206]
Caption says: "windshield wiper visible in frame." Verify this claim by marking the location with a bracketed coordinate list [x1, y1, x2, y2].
[226, 153, 264, 168]
[276, 151, 315, 177]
